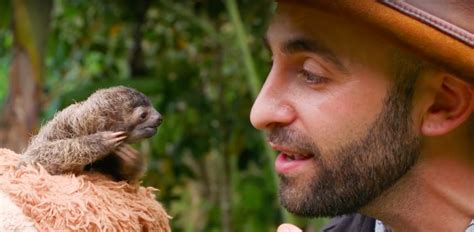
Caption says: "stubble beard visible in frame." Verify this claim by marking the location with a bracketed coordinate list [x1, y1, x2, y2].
[274, 81, 421, 217]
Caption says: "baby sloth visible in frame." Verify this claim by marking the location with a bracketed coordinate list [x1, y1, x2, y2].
[21, 86, 162, 183]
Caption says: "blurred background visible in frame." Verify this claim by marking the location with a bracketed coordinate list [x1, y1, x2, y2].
[0, 0, 327, 231]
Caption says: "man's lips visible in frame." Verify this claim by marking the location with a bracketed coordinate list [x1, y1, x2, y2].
[269, 142, 314, 174]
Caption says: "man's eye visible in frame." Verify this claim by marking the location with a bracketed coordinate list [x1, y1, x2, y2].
[298, 69, 328, 85]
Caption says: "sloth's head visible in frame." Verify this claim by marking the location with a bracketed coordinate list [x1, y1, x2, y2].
[124, 104, 162, 143]
[89, 86, 163, 143]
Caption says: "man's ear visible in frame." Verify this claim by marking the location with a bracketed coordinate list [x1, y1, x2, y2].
[421, 74, 474, 136]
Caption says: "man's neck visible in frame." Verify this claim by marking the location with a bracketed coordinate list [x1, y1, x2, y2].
[361, 150, 474, 231]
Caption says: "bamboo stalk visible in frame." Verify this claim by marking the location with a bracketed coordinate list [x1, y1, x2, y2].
[224, 0, 290, 223]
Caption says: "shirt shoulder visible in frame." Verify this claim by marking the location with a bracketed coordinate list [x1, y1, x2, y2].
[321, 214, 376, 232]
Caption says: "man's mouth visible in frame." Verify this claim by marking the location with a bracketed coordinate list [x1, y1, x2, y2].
[282, 152, 313, 161]
[270, 142, 314, 174]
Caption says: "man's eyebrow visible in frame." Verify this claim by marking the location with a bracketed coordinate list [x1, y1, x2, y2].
[282, 37, 349, 74]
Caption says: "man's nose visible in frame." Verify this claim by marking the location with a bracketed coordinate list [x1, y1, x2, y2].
[250, 71, 296, 129]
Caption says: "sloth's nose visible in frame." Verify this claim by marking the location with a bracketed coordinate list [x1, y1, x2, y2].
[151, 110, 163, 127]
[157, 115, 163, 126]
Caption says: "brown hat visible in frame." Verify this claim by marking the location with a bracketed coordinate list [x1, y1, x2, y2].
[280, 0, 474, 83]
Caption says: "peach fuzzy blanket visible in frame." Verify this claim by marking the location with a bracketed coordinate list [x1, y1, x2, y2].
[0, 148, 171, 231]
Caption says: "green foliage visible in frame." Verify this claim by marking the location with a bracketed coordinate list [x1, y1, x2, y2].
[0, 0, 11, 102]
[0, 29, 12, 105]
[1, 0, 328, 231]
[0, 0, 12, 30]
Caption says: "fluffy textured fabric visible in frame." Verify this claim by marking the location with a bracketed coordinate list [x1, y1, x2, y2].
[0, 191, 37, 231]
[0, 148, 171, 232]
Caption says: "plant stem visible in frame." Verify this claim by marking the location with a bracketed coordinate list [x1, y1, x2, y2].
[224, 0, 288, 222]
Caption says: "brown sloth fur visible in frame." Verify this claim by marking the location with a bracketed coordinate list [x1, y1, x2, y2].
[21, 86, 162, 182]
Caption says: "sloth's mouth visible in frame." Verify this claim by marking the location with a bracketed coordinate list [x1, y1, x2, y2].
[143, 126, 157, 137]
[142, 126, 157, 137]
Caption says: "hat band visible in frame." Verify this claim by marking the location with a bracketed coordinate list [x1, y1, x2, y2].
[381, 0, 474, 47]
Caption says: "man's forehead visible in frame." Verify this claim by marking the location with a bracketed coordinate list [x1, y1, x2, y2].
[266, 3, 396, 66]
[272, 0, 474, 82]
[267, 2, 378, 45]
[268, 2, 328, 33]
[265, 5, 332, 48]
[265, 3, 405, 81]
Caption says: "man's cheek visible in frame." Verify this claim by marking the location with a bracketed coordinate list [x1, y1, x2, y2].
[314, 99, 378, 145]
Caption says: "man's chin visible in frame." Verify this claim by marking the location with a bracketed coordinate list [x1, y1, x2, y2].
[279, 193, 326, 218]
[278, 182, 323, 218]
[279, 194, 359, 218]
[278, 179, 362, 218]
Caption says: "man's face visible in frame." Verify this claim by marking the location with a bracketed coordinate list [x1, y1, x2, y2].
[250, 3, 421, 217]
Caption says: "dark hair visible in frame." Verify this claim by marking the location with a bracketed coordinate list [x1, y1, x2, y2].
[389, 50, 426, 118]
[391, 50, 426, 88]
[392, 51, 474, 139]
[468, 116, 474, 139]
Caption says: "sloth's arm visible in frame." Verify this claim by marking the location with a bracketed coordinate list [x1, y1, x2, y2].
[22, 131, 126, 175]
[114, 144, 145, 183]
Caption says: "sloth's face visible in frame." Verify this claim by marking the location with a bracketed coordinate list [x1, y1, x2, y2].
[126, 106, 163, 143]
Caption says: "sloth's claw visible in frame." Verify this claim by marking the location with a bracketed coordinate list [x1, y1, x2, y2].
[115, 144, 140, 164]
[100, 131, 127, 148]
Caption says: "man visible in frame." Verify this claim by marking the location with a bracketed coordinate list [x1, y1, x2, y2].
[250, 1, 474, 231]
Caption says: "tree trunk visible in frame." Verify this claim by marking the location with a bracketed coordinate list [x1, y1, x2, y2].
[0, 0, 52, 152]
[129, 0, 151, 77]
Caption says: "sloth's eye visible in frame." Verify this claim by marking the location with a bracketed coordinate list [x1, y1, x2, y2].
[140, 112, 148, 119]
